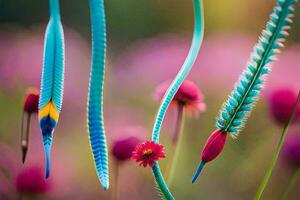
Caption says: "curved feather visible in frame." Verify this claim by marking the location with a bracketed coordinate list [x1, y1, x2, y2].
[39, 0, 65, 178]
[152, 163, 174, 200]
[150, 0, 204, 199]
[87, 0, 109, 190]
[216, 0, 297, 137]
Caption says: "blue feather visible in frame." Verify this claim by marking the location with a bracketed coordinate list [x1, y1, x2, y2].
[40, 116, 56, 178]
[87, 0, 109, 190]
[216, 0, 297, 136]
[150, 0, 204, 199]
[39, 0, 65, 178]
[40, 1, 64, 111]
[152, 163, 174, 200]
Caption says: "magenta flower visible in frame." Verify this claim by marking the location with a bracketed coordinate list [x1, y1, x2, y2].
[268, 88, 300, 124]
[15, 166, 49, 194]
[112, 136, 141, 162]
[282, 133, 300, 167]
[153, 80, 206, 116]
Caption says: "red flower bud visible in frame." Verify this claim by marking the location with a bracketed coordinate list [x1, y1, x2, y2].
[23, 88, 39, 113]
[21, 88, 39, 163]
[201, 129, 227, 162]
[192, 129, 227, 183]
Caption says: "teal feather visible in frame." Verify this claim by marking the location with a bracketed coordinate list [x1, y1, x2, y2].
[217, 0, 297, 136]
[150, 0, 204, 199]
[39, 0, 64, 112]
[152, 163, 174, 200]
[39, 0, 64, 178]
[87, 0, 109, 190]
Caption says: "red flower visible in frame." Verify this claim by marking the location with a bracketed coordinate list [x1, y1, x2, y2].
[153, 80, 206, 116]
[132, 141, 166, 167]
[23, 88, 39, 113]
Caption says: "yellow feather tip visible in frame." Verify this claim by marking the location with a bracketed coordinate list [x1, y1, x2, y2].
[39, 101, 59, 122]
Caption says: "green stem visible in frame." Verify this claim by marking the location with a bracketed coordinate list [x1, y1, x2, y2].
[167, 104, 185, 186]
[280, 166, 300, 200]
[253, 90, 300, 200]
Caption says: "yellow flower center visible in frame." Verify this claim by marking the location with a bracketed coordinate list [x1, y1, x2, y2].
[143, 149, 153, 156]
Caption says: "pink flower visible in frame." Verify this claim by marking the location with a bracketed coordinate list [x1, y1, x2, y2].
[23, 88, 39, 114]
[112, 136, 141, 162]
[15, 166, 49, 194]
[132, 141, 166, 167]
[153, 80, 206, 116]
[112, 34, 254, 89]
[112, 34, 300, 92]
[268, 88, 300, 124]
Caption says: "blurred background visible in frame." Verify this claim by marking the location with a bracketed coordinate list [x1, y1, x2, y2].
[0, 0, 300, 199]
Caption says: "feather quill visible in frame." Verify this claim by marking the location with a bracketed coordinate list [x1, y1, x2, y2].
[87, 0, 109, 190]
[150, 0, 204, 199]
[38, 0, 65, 178]
[191, 0, 298, 184]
